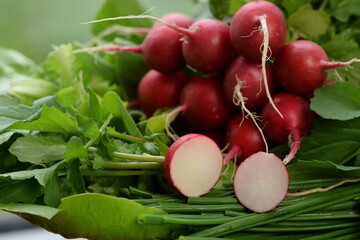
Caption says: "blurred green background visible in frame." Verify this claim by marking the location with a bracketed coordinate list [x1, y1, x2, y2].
[0, 0, 193, 63]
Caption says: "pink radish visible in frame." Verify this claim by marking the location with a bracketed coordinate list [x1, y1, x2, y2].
[233, 151, 289, 213]
[261, 93, 314, 164]
[180, 18, 236, 73]
[76, 13, 194, 73]
[173, 76, 233, 130]
[229, 0, 287, 62]
[164, 133, 223, 197]
[274, 40, 359, 95]
[224, 55, 275, 111]
[137, 70, 186, 117]
[224, 115, 266, 164]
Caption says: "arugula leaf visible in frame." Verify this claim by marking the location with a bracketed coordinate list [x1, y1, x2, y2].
[329, 0, 360, 22]
[296, 117, 360, 164]
[44, 169, 62, 207]
[67, 159, 86, 195]
[311, 82, 360, 120]
[0, 178, 44, 203]
[9, 135, 67, 164]
[0, 202, 59, 219]
[288, 3, 331, 38]
[0, 95, 65, 132]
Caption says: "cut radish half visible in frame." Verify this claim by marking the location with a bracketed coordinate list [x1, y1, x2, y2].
[164, 134, 223, 197]
[233, 152, 289, 213]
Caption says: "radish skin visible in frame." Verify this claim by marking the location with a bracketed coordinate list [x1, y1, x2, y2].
[164, 134, 223, 197]
[233, 151, 289, 213]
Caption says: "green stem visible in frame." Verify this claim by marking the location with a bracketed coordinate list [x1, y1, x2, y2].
[156, 203, 246, 213]
[88, 147, 165, 162]
[84, 114, 113, 149]
[102, 161, 163, 170]
[298, 227, 360, 240]
[81, 169, 161, 176]
[106, 127, 145, 144]
[139, 214, 234, 225]
[187, 197, 238, 205]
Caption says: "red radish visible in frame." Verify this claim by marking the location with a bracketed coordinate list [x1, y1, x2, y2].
[233, 151, 289, 213]
[137, 70, 187, 116]
[274, 40, 359, 95]
[172, 76, 233, 130]
[164, 133, 223, 197]
[229, 0, 287, 62]
[76, 13, 194, 73]
[180, 18, 236, 73]
[224, 55, 275, 111]
[261, 93, 314, 164]
[224, 115, 266, 164]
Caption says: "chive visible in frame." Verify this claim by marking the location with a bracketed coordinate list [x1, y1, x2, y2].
[289, 210, 360, 221]
[138, 214, 234, 225]
[156, 202, 246, 213]
[187, 197, 238, 205]
[133, 198, 184, 205]
[188, 183, 360, 237]
[247, 222, 360, 232]
[298, 227, 360, 240]
[129, 186, 153, 198]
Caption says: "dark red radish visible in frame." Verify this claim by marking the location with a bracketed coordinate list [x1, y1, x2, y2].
[274, 40, 359, 95]
[261, 93, 314, 164]
[180, 18, 236, 73]
[224, 55, 275, 111]
[137, 70, 187, 116]
[172, 76, 233, 130]
[233, 151, 289, 213]
[75, 13, 194, 73]
[224, 115, 266, 164]
[229, 0, 287, 62]
[164, 133, 223, 197]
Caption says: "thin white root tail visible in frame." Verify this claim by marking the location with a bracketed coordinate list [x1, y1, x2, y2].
[233, 78, 269, 153]
[259, 15, 283, 119]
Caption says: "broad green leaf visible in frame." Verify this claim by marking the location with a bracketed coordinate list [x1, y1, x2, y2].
[0, 95, 65, 132]
[77, 114, 100, 139]
[288, 160, 360, 190]
[4, 193, 172, 240]
[288, 4, 330, 38]
[9, 135, 67, 164]
[0, 178, 44, 203]
[330, 0, 360, 22]
[0, 131, 14, 145]
[67, 158, 86, 194]
[0, 202, 59, 219]
[44, 169, 62, 207]
[65, 136, 87, 162]
[296, 117, 360, 164]
[0, 48, 36, 76]
[92, 0, 151, 41]
[102, 91, 122, 118]
[229, 0, 248, 14]
[209, 0, 230, 19]
[11, 105, 79, 133]
[321, 33, 359, 60]
[311, 82, 360, 120]
[281, 0, 306, 16]
[0, 161, 61, 187]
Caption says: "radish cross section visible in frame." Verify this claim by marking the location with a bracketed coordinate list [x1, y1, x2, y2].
[164, 134, 223, 197]
[233, 152, 289, 213]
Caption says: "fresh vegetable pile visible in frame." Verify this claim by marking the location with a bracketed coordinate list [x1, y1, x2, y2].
[0, 0, 360, 239]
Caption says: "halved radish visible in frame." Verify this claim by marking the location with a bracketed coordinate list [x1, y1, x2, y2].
[164, 134, 223, 197]
[233, 152, 289, 213]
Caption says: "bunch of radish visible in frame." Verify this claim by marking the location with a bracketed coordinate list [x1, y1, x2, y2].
[80, 0, 358, 213]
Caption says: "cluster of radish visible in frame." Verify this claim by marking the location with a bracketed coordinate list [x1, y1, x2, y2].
[83, 1, 356, 213]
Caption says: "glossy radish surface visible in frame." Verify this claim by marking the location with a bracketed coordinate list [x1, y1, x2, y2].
[229, 0, 287, 62]
[179, 76, 233, 130]
[224, 55, 275, 111]
[137, 70, 186, 116]
[233, 151, 289, 213]
[164, 134, 223, 197]
[181, 18, 236, 73]
[224, 115, 266, 163]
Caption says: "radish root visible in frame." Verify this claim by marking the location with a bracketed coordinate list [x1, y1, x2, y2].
[233, 77, 269, 153]
[259, 15, 283, 119]
[283, 130, 301, 165]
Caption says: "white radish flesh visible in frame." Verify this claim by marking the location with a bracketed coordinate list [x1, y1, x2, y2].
[164, 134, 223, 197]
[233, 152, 289, 213]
